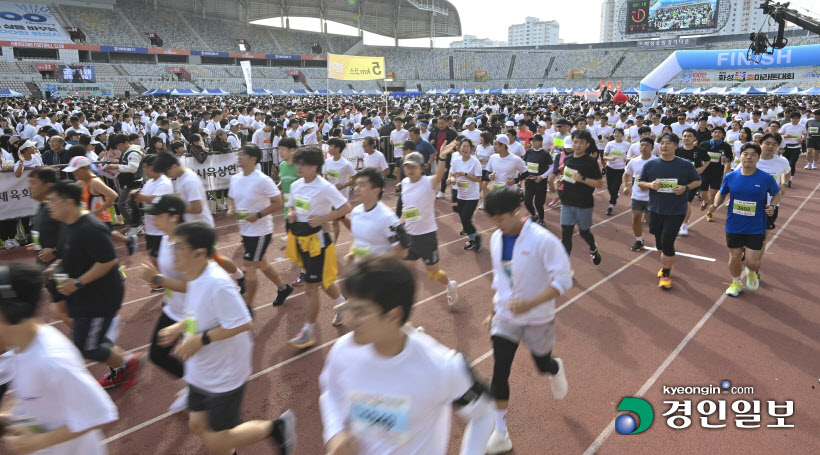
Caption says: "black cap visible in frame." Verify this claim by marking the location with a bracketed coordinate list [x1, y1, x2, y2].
[144, 194, 186, 216]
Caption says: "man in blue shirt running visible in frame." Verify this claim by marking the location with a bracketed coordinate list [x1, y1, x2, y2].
[710, 143, 781, 297]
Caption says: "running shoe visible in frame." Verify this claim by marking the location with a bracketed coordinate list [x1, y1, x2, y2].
[459, 230, 466, 235]
[549, 198, 559, 207]
[590, 246, 602, 265]
[631, 240, 644, 251]
[658, 275, 672, 289]
[486, 429, 513, 455]
[706, 212, 714, 222]
[168, 388, 189, 412]
[151, 286, 164, 292]
[725, 281, 743, 297]
[119, 353, 144, 392]
[478, 203, 485, 210]
[656, 267, 673, 278]
[812, 163, 817, 170]
[119, 265, 127, 279]
[787, 181, 792, 188]
[474, 234, 483, 252]
[99, 367, 123, 389]
[436, 191, 445, 199]
[700, 201, 708, 211]
[745, 268, 760, 291]
[464, 240, 477, 250]
[270, 409, 297, 455]
[550, 358, 568, 400]
[538, 219, 545, 227]
[447, 281, 459, 307]
[126, 225, 145, 236]
[679, 223, 689, 236]
[126, 235, 137, 255]
[332, 308, 344, 326]
[237, 276, 246, 295]
[606, 206, 613, 216]
[805, 163, 812, 170]
[291, 272, 305, 287]
[272, 284, 294, 307]
[288, 330, 315, 349]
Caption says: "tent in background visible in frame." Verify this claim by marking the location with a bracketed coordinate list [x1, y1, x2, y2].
[799, 86, 820, 95]
[622, 87, 639, 95]
[169, 88, 199, 96]
[201, 88, 229, 95]
[745, 87, 767, 95]
[770, 87, 799, 95]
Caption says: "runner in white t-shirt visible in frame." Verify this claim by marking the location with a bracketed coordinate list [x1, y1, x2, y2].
[320, 256, 494, 455]
[602, 128, 630, 215]
[324, 138, 358, 236]
[448, 138, 484, 252]
[347, 168, 403, 262]
[228, 144, 293, 310]
[362, 136, 389, 176]
[129, 154, 173, 271]
[286, 147, 352, 348]
[155, 223, 296, 455]
[0, 263, 118, 455]
[486, 135, 527, 192]
[622, 138, 655, 251]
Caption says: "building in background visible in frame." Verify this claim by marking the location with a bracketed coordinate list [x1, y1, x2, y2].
[600, 0, 617, 42]
[450, 35, 507, 48]
[508, 17, 561, 46]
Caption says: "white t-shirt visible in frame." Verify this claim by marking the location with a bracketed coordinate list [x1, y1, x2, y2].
[624, 156, 652, 201]
[755, 155, 791, 205]
[184, 262, 253, 393]
[0, 349, 13, 385]
[252, 129, 273, 162]
[626, 141, 660, 159]
[324, 157, 357, 199]
[363, 151, 389, 172]
[158, 236, 186, 321]
[14, 153, 43, 172]
[141, 175, 173, 236]
[228, 169, 281, 237]
[475, 145, 494, 170]
[649, 123, 665, 138]
[743, 120, 768, 133]
[603, 140, 629, 170]
[507, 141, 525, 157]
[671, 122, 691, 137]
[11, 325, 118, 455]
[450, 156, 482, 200]
[400, 175, 438, 235]
[288, 176, 349, 224]
[319, 329, 475, 454]
[360, 128, 380, 140]
[349, 201, 400, 258]
[486, 153, 527, 190]
[175, 168, 214, 227]
[779, 123, 806, 146]
[461, 128, 481, 145]
[592, 125, 613, 149]
[390, 129, 410, 158]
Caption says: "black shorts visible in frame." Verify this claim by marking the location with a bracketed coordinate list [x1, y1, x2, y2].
[188, 384, 245, 432]
[648, 212, 686, 236]
[404, 231, 439, 265]
[242, 233, 272, 262]
[700, 168, 723, 190]
[298, 233, 332, 284]
[808, 138, 820, 150]
[766, 205, 779, 230]
[72, 315, 115, 362]
[726, 232, 766, 250]
[687, 188, 698, 203]
[145, 234, 162, 258]
[482, 170, 491, 182]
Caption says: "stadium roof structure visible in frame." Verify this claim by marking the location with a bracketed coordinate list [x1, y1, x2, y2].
[245, 0, 462, 40]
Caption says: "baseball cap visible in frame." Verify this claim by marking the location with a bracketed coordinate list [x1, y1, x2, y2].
[19, 139, 38, 150]
[538, 121, 547, 127]
[464, 118, 476, 126]
[353, 123, 362, 129]
[229, 119, 240, 126]
[63, 156, 92, 172]
[201, 127, 211, 136]
[92, 129, 106, 137]
[495, 135, 509, 145]
[144, 194, 186, 216]
[504, 121, 515, 127]
[401, 151, 424, 167]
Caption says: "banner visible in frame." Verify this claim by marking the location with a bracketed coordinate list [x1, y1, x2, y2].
[58, 65, 95, 83]
[637, 38, 697, 49]
[42, 82, 113, 98]
[179, 152, 240, 191]
[240, 60, 253, 95]
[473, 71, 487, 82]
[327, 53, 385, 80]
[0, 2, 72, 43]
[568, 69, 585, 81]
[0, 170, 38, 220]
[675, 66, 820, 85]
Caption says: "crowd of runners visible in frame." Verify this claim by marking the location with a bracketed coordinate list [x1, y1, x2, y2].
[0, 91, 818, 454]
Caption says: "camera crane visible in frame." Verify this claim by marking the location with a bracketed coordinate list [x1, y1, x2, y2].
[749, 1, 820, 59]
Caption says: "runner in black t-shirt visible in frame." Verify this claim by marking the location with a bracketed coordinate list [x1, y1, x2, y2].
[699, 126, 733, 222]
[523, 134, 553, 225]
[675, 128, 711, 236]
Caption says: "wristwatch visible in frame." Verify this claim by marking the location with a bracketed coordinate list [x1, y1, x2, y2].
[152, 274, 164, 286]
[256, 211, 263, 219]
[581, 176, 587, 182]
[201, 330, 212, 345]
[73, 278, 84, 289]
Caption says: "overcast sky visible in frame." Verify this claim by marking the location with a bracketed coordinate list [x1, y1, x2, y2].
[254, 0, 820, 48]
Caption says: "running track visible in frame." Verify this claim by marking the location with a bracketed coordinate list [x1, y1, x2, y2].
[2, 158, 819, 455]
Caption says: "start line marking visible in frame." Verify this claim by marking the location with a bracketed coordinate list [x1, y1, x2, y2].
[643, 246, 716, 262]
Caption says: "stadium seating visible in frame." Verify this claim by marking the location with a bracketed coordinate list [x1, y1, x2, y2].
[60, 6, 144, 48]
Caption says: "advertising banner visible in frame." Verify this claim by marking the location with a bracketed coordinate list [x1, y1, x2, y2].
[676, 66, 820, 85]
[0, 2, 72, 43]
[0, 170, 38, 220]
[240, 60, 253, 94]
[42, 82, 113, 98]
[327, 53, 385, 80]
[58, 65, 95, 83]
[180, 152, 240, 191]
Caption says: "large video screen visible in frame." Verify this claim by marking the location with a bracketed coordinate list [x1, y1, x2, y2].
[58, 65, 96, 83]
[627, 0, 719, 34]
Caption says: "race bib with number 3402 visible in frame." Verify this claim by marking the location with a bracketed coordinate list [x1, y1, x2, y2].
[733, 200, 756, 216]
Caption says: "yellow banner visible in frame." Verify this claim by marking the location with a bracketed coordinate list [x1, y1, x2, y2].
[327, 54, 386, 80]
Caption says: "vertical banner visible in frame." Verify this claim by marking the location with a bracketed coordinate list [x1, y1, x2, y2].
[327, 53, 385, 80]
[599, 81, 607, 91]
[240, 60, 253, 95]
[607, 82, 614, 91]
[615, 82, 622, 91]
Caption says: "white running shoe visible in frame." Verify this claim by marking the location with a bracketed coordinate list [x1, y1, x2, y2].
[479, 203, 484, 210]
[168, 388, 189, 412]
[436, 191, 445, 199]
[447, 281, 459, 307]
[486, 428, 513, 455]
[679, 223, 689, 236]
[805, 163, 812, 170]
[812, 162, 818, 170]
[551, 358, 568, 400]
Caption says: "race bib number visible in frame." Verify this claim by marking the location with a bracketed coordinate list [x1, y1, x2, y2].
[457, 179, 469, 190]
[610, 150, 625, 157]
[184, 312, 197, 335]
[527, 162, 539, 173]
[492, 183, 505, 189]
[165, 288, 173, 299]
[236, 208, 249, 222]
[770, 172, 779, 182]
[658, 178, 677, 193]
[562, 166, 577, 183]
[733, 200, 757, 216]
[349, 392, 410, 447]
[294, 196, 310, 214]
[403, 206, 421, 223]
[351, 243, 370, 257]
[479, 157, 488, 165]
[708, 152, 722, 163]
[326, 170, 339, 179]
[808, 127, 818, 134]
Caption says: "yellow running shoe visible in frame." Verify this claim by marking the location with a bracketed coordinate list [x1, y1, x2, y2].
[658, 275, 672, 289]
[746, 268, 760, 291]
[706, 212, 714, 222]
[725, 281, 743, 297]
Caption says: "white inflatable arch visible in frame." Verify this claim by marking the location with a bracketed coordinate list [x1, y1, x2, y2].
[639, 44, 820, 105]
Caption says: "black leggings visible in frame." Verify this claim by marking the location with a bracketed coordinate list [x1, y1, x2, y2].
[439, 155, 452, 192]
[524, 180, 548, 220]
[490, 335, 558, 401]
[783, 145, 801, 177]
[150, 311, 184, 379]
[457, 198, 478, 235]
[606, 167, 625, 205]
[561, 224, 596, 255]
[655, 231, 678, 257]
[0, 219, 17, 240]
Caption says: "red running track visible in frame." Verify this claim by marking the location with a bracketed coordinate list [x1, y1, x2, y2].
[2, 159, 819, 455]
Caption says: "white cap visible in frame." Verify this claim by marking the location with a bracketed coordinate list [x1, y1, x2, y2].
[92, 129, 106, 137]
[201, 127, 211, 136]
[64, 156, 92, 172]
[229, 119, 240, 126]
[495, 135, 509, 145]
[286, 111, 295, 116]
[464, 118, 475, 126]
[353, 123, 362, 129]
[538, 121, 547, 127]
[19, 140, 38, 150]
[504, 120, 514, 127]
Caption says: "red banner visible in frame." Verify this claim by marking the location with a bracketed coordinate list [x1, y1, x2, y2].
[228, 52, 266, 59]
[615, 82, 622, 91]
[167, 66, 191, 82]
[35, 63, 56, 72]
[147, 48, 191, 55]
[599, 81, 607, 91]
[607, 82, 614, 91]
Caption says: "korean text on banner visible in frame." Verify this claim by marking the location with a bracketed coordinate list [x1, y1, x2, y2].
[327, 54, 385, 81]
[0, 2, 72, 43]
[0, 170, 39, 221]
[180, 152, 241, 191]
[240, 60, 253, 94]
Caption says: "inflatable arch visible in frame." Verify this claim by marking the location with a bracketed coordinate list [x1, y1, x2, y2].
[638, 44, 820, 106]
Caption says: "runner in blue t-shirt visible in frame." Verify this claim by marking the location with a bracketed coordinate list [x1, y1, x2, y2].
[710, 143, 781, 297]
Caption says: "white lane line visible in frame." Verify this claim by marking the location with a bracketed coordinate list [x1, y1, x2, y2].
[643, 247, 716, 262]
[581, 180, 820, 455]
